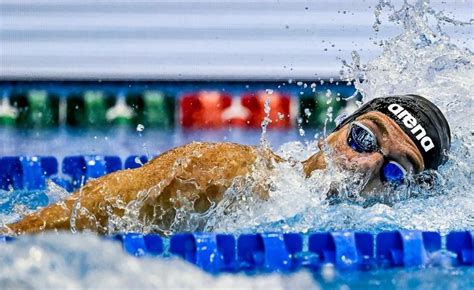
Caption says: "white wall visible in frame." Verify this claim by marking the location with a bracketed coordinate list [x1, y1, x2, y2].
[0, 0, 472, 80]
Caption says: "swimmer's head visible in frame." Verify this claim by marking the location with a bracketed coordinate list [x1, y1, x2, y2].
[314, 94, 451, 194]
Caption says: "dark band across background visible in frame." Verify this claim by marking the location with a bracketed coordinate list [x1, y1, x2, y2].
[0, 80, 360, 131]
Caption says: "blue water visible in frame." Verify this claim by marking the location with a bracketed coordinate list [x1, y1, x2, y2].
[0, 128, 473, 290]
[0, 127, 313, 159]
[1, 0, 473, 288]
[0, 233, 473, 290]
[0, 190, 49, 215]
[0, 128, 313, 217]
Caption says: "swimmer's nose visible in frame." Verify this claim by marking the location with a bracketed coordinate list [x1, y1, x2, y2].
[356, 152, 387, 194]
[332, 151, 387, 194]
[355, 152, 385, 175]
[334, 149, 384, 175]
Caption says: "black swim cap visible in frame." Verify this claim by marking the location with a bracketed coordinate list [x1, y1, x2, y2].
[333, 94, 451, 170]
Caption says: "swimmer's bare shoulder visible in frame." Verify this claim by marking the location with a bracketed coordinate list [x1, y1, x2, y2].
[6, 142, 280, 235]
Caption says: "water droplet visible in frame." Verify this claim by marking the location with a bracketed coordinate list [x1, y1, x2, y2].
[134, 157, 143, 166]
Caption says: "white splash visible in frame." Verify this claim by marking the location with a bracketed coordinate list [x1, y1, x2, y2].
[0, 2, 473, 289]
[204, 0, 474, 234]
[0, 233, 318, 290]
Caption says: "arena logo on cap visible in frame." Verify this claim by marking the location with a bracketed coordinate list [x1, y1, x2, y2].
[388, 104, 435, 152]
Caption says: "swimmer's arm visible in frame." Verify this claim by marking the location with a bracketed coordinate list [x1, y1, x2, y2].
[5, 198, 76, 235]
[5, 168, 149, 235]
[6, 142, 275, 235]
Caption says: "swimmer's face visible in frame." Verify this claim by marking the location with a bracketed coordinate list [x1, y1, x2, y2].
[326, 111, 424, 194]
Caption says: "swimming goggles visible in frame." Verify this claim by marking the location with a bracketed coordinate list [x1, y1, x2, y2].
[347, 121, 406, 185]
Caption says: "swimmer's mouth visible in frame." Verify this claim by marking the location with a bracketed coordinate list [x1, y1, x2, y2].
[325, 171, 403, 207]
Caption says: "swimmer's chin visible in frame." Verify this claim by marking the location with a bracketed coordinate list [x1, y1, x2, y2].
[302, 151, 367, 199]
[325, 184, 377, 206]
[303, 155, 386, 205]
[325, 176, 403, 207]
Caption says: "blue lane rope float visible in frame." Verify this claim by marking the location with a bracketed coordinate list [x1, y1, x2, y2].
[237, 233, 302, 273]
[110, 233, 164, 257]
[376, 231, 441, 267]
[0, 156, 57, 191]
[0, 231, 472, 273]
[0, 236, 15, 243]
[124, 155, 149, 169]
[308, 231, 373, 270]
[0, 155, 151, 192]
[62, 155, 122, 189]
[446, 231, 474, 266]
[170, 233, 236, 273]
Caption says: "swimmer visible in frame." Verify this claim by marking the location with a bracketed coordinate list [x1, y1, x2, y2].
[6, 94, 451, 235]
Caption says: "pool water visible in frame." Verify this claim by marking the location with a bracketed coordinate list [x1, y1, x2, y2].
[1, 1, 473, 289]
[0, 127, 314, 159]
[0, 233, 473, 290]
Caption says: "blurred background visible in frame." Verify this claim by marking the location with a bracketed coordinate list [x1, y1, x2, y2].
[0, 0, 472, 159]
[0, 3, 473, 288]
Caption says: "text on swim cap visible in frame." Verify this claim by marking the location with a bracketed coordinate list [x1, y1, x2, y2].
[388, 104, 435, 152]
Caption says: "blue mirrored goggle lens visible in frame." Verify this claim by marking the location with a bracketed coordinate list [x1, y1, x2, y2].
[382, 161, 406, 185]
[348, 122, 378, 153]
[348, 122, 407, 187]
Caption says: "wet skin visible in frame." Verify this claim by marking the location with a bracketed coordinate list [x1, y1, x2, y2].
[6, 111, 424, 235]
[305, 111, 424, 194]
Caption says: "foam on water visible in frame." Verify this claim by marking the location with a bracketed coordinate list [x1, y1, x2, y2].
[0, 233, 317, 290]
[2, 233, 473, 290]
